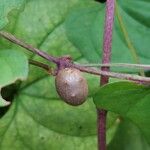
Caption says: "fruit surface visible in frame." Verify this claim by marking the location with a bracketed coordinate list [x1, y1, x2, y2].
[55, 68, 88, 106]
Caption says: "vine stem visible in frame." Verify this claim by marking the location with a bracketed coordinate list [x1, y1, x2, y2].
[97, 0, 115, 150]
[76, 63, 150, 70]
[0, 31, 150, 84]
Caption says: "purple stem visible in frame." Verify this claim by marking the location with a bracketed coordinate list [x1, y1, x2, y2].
[0, 31, 58, 64]
[97, 0, 115, 150]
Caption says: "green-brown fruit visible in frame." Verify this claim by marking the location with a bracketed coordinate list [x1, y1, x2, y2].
[55, 68, 88, 106]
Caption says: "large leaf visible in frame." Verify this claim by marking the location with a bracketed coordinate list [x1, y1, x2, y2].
[65, 0, 150, 64]
[93, 81, 150, 145]
[0, 0, 149, 149]
[108, 119, 150, 150]
[0, 50, 28, 107]
[0, 0, 106, 149]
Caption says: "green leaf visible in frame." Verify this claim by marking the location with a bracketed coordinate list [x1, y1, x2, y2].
[108, 119, 150, 150]
[0, 50, 28, 107]
[118, 0, 150, 60]
[0, 0, 24, 29]
[93, 81, 150, 145]
[65, 0, 150, 65]
[65, 3, 104, 63]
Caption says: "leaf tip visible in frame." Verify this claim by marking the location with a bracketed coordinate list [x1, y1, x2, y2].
[0, 97, 11, 107]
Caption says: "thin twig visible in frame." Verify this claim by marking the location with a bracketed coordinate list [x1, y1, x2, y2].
[73, 64, 150, 83]
[0, 31, 150, 84]
[29, 59, 50, 71]
[76, 63, 150, 70]
[0, 31, 58, 64]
